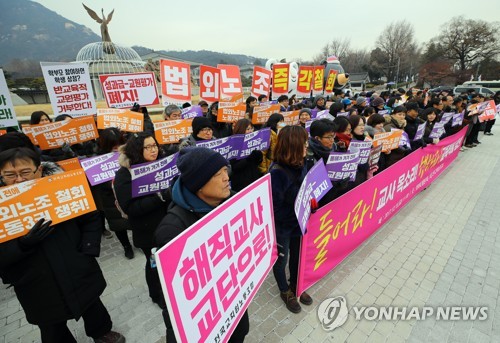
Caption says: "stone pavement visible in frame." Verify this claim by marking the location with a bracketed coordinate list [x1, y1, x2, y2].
[1, 125, 499, 343]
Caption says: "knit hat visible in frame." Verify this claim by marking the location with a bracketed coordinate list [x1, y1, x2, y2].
[192, 116, 213, 137]
[372, 97, 385, 107]
[342, 98, 352, 105]
[356, 96, 366, 105]
[299, 108, 312, 116]
[177, 147, 228, 193]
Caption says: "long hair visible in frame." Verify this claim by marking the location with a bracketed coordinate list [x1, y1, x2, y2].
[30, 111, 51, 125]
[98, 128, 126, 154]
[233, 119, 252, 135]
[266, 113, 284, 132]
[274, 126, 308, 168]
[123, 132, 162, 165]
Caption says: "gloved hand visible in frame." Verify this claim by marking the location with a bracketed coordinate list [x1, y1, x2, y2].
[19, 218, 54, 250]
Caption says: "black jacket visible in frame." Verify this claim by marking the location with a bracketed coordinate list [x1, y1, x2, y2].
[404, 115, 430, 150]
[94, 180, 132, 232]
[0, 211, 106, 325]
[113, 151, 169, 248]
[229, 150, 263, 192]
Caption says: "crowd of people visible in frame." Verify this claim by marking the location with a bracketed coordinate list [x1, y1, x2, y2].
[0, 84, 498, 342]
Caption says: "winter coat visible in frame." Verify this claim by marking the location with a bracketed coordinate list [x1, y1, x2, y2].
[270, 163, 307, 237]
[113, 149, 169, 248]
[258, 129, 278, 174]
[0, 211, 106, 325]
[94, 180, 132, 232]
[383, 118, 410, 168]
[404, 115, 430, 151]
[0, 161, 63, 187]
[229, 150, 263, 192]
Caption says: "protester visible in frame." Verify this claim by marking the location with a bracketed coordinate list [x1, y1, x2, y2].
[353, 96, 367, 113]
[365, 114, 386, 138]
[298, 108, 312, 128]
[155, 147, 249, 342]
[362, 106, 376, 118]
[163, 104, 182, 120]
[371, 97, 386, 113]
[423, 107, 441, 144]
[0, 148, 125, 343]
[383, 105, 410, 168]
[258, 94, 268, 103]
[178, 116, 214, 149]
[270, 126, 312, 313]
[328, 102, 344, 117]
[245, 95, 258, 118]
[93, 128, 134, 259]
[229, 119, 263, 192]
[30, 111, 51, 125]
[207, 102, 232, 138]
[404, 102, 429, 150]
[113, 133, 169, 309]
[333, 116, 352, 151]
[198, 100, 209, 116]
[258, 113, 284, 174]
[312, 95, 326, 111]
[277, 95, 289, 112]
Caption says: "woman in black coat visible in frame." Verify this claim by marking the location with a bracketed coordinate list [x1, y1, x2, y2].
[229, 119, 263, 192]
[113, 133, 170, 309]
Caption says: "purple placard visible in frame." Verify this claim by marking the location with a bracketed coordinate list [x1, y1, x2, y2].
[413, 122, 426, 141]
[348, 140, 372, 164]
[182, 105, 204, 119]
[368, 145, 383, 167]
[316, 111, 335, 120]
[429, 122, 445, 139]
[239, 128, 271, 159]
[310, 109, 319, 118]
[452, 111, 465, 127]
[336, 111, 349, 117]
[397, 131, 411, 149]
[439, 112, 454, 125]
[325, 150, 360, 181]
[196, 136, 241, 160]
[130, 153, 179, 197]
[378, 110, 390, 115]
[294, 160, 332, 235]
[80, 152, 120, 186]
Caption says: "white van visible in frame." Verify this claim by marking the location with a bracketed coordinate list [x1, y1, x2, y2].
[453, 85, 495, 97]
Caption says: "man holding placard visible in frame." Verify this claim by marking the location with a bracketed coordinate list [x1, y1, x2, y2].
[0, 148, 124, 343]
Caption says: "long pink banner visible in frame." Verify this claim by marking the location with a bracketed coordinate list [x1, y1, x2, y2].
[297, 128, 467, 295]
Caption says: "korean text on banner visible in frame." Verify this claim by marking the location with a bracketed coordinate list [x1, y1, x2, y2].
[31, 116, 98, 150]
[325, 150, 361, 182]
[348, 140, 372, 164]
[452, 111, 465, 127]
[281, 110, 300, 126]
[200, 65, 220, 104]
[80, 152, 120, 186]
[182, 105, 203, 119]
[57, 157, 82, 172]
[478, 100, 496, 123]
[99, 72, 159, 108]
[97, 108, 144, 132]
[21, 124, 38, 146]
[294, 160, 333, 235]
[0, 170, 97, 244]
[154, 119, 193, 145]
[324, 70, 337, 95]
[297, 66, 313, 98]
[372, 130, 403, 153]
[41, 62, 96, 117]
[130, 153, 179, 197]
[238, 128, 271, 159]
[217, 65, 242, 100]
[271, 64, 290, 100]
[250, 66, 271, 99]
[197, 136, 241, 161]
[217, 104, 247, 123]
[160, 59, 191, 106]
[251, 104, 281, 125]
[296, 128, 467, 295]
[312, 66, 325, 96]
[0, 69, 19, 129]
[155, 175, 277, 343]
[413, 122, 427, 141]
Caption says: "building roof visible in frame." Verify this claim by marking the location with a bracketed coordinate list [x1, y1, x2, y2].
[139, 51, 202, 66]
[349, 72, 370, 82]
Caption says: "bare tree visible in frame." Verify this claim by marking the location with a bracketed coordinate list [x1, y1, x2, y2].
[329, 37, 351, 60]
[342, 49, 370, 73]
[434, 16, 500, 82]
[375, 20, 417, 82]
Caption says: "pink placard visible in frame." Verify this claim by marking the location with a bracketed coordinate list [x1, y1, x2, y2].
[156, 175, 277, 343]
[297, 128, 467, 295]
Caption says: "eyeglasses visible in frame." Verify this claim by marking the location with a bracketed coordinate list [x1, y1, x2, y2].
[1, 168, 38, 180]
[321, 135, 335, 141]
[143, 144, 159, 151]
[200, 128, 213, 133]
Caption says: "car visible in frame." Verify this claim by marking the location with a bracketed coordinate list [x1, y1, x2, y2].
[428, 86, 455, 95]
[453, 85, 495, 97]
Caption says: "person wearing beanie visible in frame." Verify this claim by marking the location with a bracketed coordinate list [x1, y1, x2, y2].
[197, 100, 209, 115]
[178, 116, 214, 149]
[298, 108, 312, 128]
[372, 97, 386, 113]
[155, 147, 250, 342]
[341, 98, 353, 111]
[353, 96, 367, 114]
[312, 95, 326, 111]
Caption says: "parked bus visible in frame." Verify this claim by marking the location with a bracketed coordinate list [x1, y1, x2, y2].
[461, 80, 500, 92]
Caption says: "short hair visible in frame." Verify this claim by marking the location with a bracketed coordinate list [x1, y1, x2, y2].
[265, 113, 284, 131]
[164, 104, 181, 117]
[98, 128, 125, 154]
[245, 96, 257, 106]
[348, 115, 365, 132]
[405, 102, 420, 112]
[423, 107, 439, 117]
[274, 126, 308, 167]
[0, 132, 36, 153]
[233, 119, 253, 135]
[329, 102, 344, 116]
[0, 147, 40, 171]
[123, 133, 162, 166]
[429, 98, 442, 107]
[367, 114, 386, 127]
[277, 95, 289, 103]
[392, 105, 407, 114]
[362, 106, 375, 117]
[258, 94, 268, 102]
[333, 116, 350, 133]
[386, 96, 401, 108]
[310, 119, 335, 138]
[55, 114, 73, 122]
[30, 111, 51, 125]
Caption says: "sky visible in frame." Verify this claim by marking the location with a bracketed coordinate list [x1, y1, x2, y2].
[34, 0, 500, 61]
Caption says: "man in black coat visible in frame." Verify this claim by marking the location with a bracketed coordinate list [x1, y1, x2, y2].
[155, 147, 249, 343]
[0, 148, 124, 343]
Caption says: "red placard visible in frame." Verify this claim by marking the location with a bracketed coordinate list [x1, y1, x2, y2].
[250, 66, 271, 99]
[217, 65, 242, 100]
[312, 66, 325, 96]
[99, 72, 159, 108]
[271, 64, 290, 100]
[199, 65, 220, 104]
[297, 66, 313, 97]
[160, 59, 192, 105]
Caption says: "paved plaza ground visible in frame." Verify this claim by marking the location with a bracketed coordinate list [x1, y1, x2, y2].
[1, 124, 499, 342]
